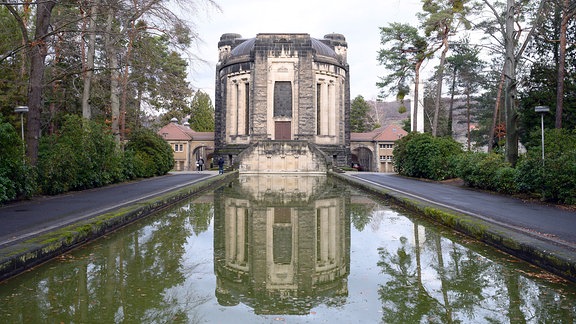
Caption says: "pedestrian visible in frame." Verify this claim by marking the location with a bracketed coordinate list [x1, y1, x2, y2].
[218, 156, 225, 174]
[199, 158, 204, 171]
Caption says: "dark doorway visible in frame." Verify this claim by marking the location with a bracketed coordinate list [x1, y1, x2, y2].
[275, 121, 291, 140]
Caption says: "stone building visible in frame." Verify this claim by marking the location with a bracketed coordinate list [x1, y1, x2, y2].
[214, 33, 350, 173]
[157, 118, 214, 171]
[350, 124, 408, 172]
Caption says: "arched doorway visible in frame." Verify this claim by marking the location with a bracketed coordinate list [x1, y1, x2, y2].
[351, 147, 373, 171]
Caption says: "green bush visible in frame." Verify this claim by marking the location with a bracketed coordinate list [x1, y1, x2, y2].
[124, 128, 174, 178]
[393, 132, 462, 181]
[455, 152, 518, 194]
[3, 113, 174, 201]
[0, 114, 36, 203]
[516, 129, 576, 204]
[37, 115, 125, 194]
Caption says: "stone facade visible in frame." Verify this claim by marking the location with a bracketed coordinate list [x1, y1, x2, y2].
[157, 119, 214, 171]
[215, 33, 350, 172]
[350, 124, 408, 172]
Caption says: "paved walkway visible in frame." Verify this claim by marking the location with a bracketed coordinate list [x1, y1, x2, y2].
[0, 172, 218, 250]
[346, 172, 576, 251]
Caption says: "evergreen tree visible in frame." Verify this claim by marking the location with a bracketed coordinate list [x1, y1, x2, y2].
[377, 23, 429, 132]
[189, 90, 215, 132]
[350, 95, 378, 133]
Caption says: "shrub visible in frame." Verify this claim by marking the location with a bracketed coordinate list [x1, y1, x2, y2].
[455, 152, 517, 193]
[37, 115, 124, 194]
[516, 129, 576, 204]
[393, 132, 462, 181]
[124, 128, 174, 178]
[0, 114, 36, 203]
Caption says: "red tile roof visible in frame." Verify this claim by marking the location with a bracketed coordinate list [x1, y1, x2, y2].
[351, 124, 407, 142]
[157, 122, 214, 141]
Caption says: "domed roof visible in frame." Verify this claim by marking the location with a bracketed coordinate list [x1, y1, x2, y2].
[227, 35, 340, 60]
[311, 38, 338, 58]
[229, 37, 256, 57]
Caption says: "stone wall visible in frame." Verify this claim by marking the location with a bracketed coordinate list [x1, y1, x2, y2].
[237, 141, 328, 174]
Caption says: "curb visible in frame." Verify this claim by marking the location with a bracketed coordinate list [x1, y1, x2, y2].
[0, 172, 237, 282]
[330, 172, 576, 283]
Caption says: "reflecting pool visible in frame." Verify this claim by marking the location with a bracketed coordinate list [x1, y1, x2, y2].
[1, 175, 575, 323]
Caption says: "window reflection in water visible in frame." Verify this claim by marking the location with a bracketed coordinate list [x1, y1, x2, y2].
[214, 175, 350, 314]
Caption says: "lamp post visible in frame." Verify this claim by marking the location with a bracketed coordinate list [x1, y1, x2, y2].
[534, 106, 549, 165]
[14, 105, 28, 159]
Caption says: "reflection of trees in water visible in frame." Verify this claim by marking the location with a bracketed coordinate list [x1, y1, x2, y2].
[175, 202, 214, 236]
[0, 199, 214, 322]
[349, 203, 375, 231]
[377, 235, 442, 323]
[375, 223, 576, 323]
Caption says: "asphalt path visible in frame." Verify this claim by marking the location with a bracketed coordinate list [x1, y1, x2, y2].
[351, 173, 576, 250]
[0, 172, 214, 248]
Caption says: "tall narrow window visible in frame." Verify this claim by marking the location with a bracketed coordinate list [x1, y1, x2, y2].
[316, 83, 321, 135]
[273, 81, 292, 117]
[244, 82, 250, 135]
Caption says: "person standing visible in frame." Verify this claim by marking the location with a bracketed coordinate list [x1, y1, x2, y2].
[218, 157, 225, 174]
[199, 158, 204, 171]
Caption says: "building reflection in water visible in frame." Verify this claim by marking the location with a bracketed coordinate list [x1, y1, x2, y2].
[213, 174, 350, 315]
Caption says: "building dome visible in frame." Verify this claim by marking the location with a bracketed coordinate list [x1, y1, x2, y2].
[229, 37, 256, 57]
[223, 34, 343, 61]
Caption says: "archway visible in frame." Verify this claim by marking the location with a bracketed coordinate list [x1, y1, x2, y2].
[351, 147, 373, 171]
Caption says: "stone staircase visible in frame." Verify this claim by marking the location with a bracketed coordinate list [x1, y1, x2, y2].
[237, 140, 329, 173]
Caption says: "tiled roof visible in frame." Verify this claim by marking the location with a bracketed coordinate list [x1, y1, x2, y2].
[351, 124, 408, 142]
[157, 122, 214, 141]
[373, 124, 407, 141]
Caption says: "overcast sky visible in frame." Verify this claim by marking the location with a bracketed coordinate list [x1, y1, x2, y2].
[189, 0, 423, 102]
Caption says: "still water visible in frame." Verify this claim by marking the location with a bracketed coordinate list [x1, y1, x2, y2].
[1, 175, 576, 323]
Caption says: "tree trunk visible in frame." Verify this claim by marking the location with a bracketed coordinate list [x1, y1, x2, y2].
[555, 0, 571, 129]
[26, 0, 56, 165]
[505, 0, 518, 166]
[448, 65, 457, 137]
[432, 35, 449, 137]
[82, 0, 99, 120]
[488, 69, 505, 152]
[466, 86, 471, 151]
[413, 60, 423, 132]
[105, 7, 120, 142]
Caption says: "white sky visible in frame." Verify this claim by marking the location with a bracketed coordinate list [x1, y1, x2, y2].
[189, 0, 423, 102]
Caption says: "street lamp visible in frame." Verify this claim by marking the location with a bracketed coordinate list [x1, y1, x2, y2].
[14, 105, 28, 158]
[534, 105, 549, 165]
